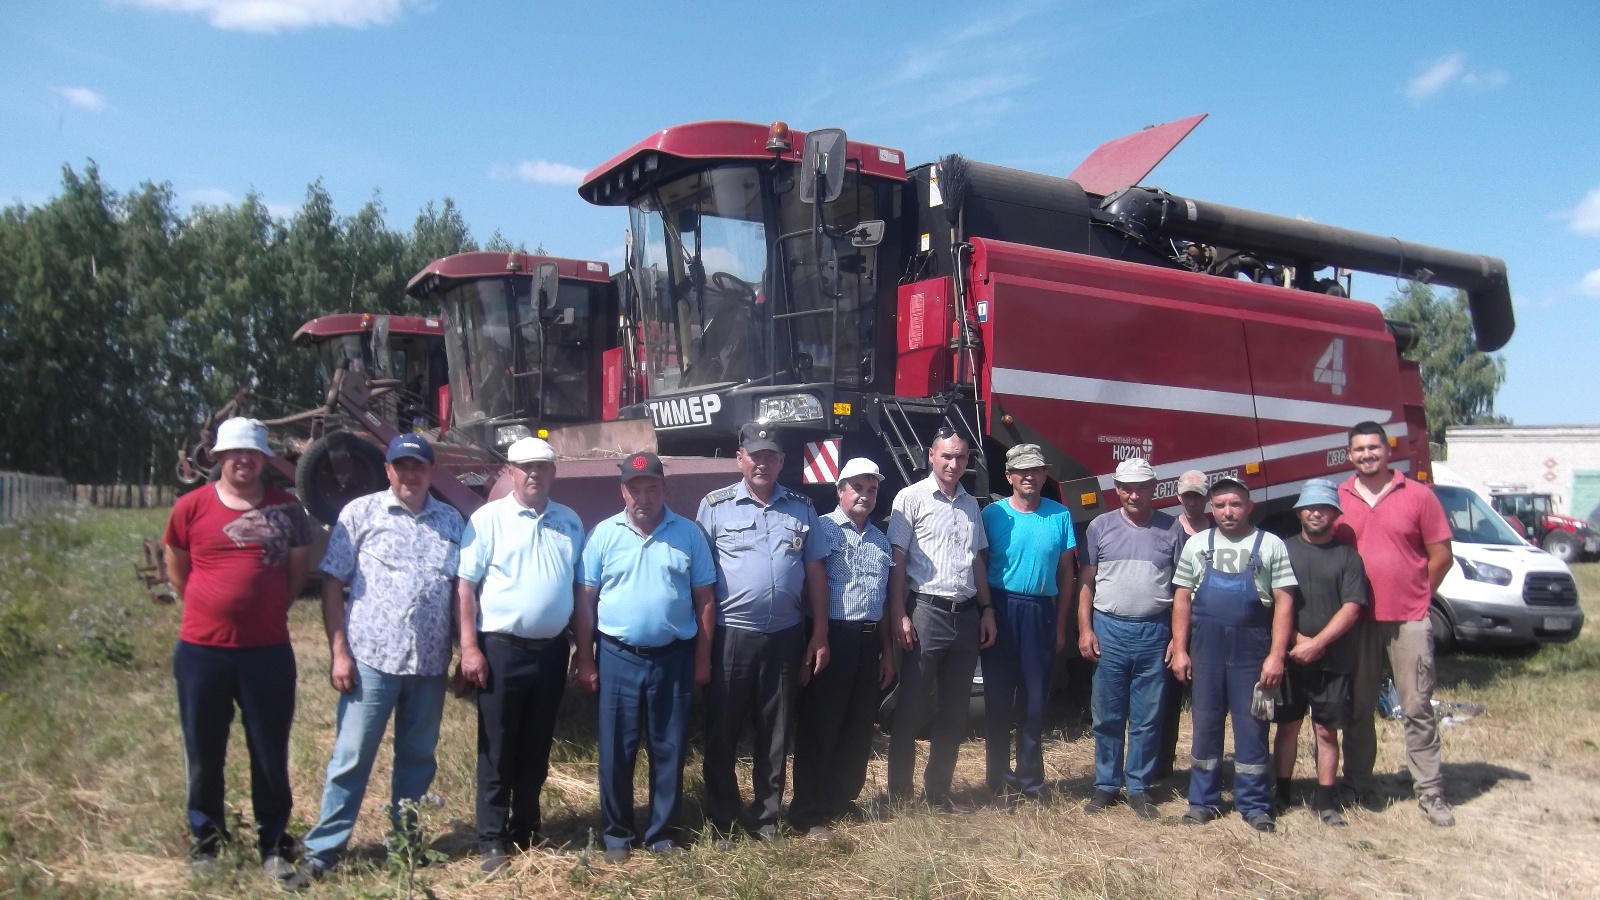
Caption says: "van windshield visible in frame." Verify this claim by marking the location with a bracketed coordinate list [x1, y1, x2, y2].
[1434, 485, 1526, 546]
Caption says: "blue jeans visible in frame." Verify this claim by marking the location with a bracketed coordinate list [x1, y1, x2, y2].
[1090, 611, 1171, 796]
[303, 661, 447, 868]
[982, 590, 1057, 796]
[598, 637, 694, 850]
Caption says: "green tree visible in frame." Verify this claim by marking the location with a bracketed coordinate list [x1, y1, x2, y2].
[1384, 282, 1509, 444]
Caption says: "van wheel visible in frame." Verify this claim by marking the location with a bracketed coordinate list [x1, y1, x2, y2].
[1428, 604, 1456, 655]
[1542, 531, 1581, 563]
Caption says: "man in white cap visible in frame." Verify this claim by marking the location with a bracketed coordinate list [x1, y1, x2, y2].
[162, 417, 310, 883]
[456, 437, 585, 873]
[1272, 478, 1368, 826]
[980, 443, 1077, 805]
[789, 457, 896, 838]
[286, 434, 465, 888]
[1076, 457, 1183, 820]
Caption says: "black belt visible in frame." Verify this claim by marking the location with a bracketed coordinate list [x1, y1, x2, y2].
[483, 630, 566, 652]
[912, 592, 974, 614]
[600, 632, 691, 657]
[828, 619, 879, 634]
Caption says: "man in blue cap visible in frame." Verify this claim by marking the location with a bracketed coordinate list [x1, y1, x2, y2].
[1272, 479, 1369, 826]
[288, 433, 464, 888]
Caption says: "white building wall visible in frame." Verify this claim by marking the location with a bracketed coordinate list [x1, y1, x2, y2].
[1443, 425, 1600, 515]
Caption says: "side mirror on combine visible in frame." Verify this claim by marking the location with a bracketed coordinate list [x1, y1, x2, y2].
[800, 127, 847, 205]
[847, 219, 885, 248]
[533, 262, 560, 311]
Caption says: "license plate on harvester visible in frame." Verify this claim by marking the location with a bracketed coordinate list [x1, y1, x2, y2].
[1542, 617, 1569, 631]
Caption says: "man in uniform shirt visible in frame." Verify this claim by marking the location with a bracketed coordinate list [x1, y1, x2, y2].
[980, 443, 1077, 804]
[1271, 479, 1368, 827]
[456, 437, 586, 872]
[289, 434, 464, 888]
[1170, 477, 1296, 833]
[697, 423, 831, 842]
[1078, 457, 1184, 819]
[887, 427, 996, 809]
[790, 458, 896, 839]
[1338, 421, 1455, 827]
[572, 452, 717, 863]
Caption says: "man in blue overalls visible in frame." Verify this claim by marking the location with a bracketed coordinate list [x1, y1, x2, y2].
[1169, 477, 1296, 833]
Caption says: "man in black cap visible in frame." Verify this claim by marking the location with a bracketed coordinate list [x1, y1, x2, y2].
[696, 422, 830, 843]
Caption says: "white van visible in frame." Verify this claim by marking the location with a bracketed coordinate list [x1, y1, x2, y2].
[1430, 464, 1584, 650]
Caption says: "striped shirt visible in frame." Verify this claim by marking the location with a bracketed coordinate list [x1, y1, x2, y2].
[887, 474, 988, 599]
[818, 508, 892, 621]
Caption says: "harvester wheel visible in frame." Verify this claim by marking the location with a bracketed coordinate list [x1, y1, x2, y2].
[296, 431, 387, 527]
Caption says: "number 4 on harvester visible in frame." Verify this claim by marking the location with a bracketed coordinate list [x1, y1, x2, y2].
[1313, 338, 1346, 396]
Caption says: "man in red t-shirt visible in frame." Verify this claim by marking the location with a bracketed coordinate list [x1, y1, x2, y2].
[163, 418, 310, 880]
[1336, 421, 1455, 827]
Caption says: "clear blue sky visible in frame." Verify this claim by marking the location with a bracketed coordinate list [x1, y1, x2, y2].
[6, 0, 1598, 425]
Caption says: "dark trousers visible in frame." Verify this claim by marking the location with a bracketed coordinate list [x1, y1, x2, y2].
[597, 637, 694, 851]
[982, 590, 1057, 797]
[702, 624, 803, 835]
[1156, 672, 1186, 778]
[475, 633, 569, 846]
[888, 600, 980, 803]
[790, 623, 882, 831]
[173, 641, 297, 857]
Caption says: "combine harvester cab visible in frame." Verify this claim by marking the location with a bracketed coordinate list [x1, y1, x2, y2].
[579, 117, 1514, 526]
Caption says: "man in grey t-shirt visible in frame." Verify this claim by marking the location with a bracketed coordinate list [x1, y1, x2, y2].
[1076, 458, 1184, 819]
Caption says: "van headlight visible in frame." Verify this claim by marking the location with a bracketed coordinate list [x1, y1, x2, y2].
[1457, 557, 1512, 586]
[756, 394, 823, 423]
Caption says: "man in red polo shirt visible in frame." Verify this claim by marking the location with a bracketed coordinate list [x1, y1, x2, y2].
[1337, 421, 1455, 826]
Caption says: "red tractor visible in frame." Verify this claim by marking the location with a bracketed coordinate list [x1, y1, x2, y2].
[576, 117, 1514, 524]
[1489, 489, 1598, 563]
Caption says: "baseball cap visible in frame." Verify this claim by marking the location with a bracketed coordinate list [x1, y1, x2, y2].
[385, 433, 435, 464]
[837, 457, 884, 484]
[1113, 457, 1156, 483]
[1176, 470, 1209, 496]
[1005, 443, 1048, 471]
[1294, 479, 1342, 511]
[212, 417, 274, 457]
[506, 437, 557, 464]
[1209, 475, 1250, 497]
[619, 451, 665, 481]
[738, 422, 784, 454]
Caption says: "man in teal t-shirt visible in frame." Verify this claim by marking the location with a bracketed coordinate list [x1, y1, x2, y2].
[980, 443, 1078, 802]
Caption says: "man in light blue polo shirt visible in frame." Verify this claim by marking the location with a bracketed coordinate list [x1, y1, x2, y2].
[571, 451, 716, 864]
[455, 437, 584, 874]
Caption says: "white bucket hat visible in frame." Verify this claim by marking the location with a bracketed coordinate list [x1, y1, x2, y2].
[212, 418, 274, 456]
[836, 457, 884, 484]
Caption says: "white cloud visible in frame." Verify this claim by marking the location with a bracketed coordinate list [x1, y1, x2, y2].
[264, 201, 296, 219]
[1405, 52, 1508, 103]
[53, 86, 106, 111]
[489, 159, 587, 186]
[1564, 188, 1600, 237]
[1578, 269, 1600, 299]
[116, 0, 413, 33]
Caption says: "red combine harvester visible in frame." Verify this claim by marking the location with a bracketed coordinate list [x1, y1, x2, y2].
[578, 117, 1514, 526]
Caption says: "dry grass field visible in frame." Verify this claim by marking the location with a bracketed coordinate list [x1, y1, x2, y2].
[3, 507, 1598, 898]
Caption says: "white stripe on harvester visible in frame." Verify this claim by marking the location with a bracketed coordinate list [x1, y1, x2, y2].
[990, 367, 1394, 427]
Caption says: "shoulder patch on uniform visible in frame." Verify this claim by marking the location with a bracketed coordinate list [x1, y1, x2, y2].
[782, 487, 813, 506]
[705, 486, 738, 505]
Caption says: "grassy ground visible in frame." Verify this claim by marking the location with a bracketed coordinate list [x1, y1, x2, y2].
[2, 507, 1598, 898]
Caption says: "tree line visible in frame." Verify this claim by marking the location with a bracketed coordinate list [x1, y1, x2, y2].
[0, 163, 527, 484]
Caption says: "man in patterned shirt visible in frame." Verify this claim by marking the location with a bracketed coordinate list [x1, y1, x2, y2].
[289, 433, 464, 887]
[789, 457, 896, 839]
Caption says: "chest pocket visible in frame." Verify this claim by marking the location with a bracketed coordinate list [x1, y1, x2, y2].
[779, 522, 809, 557]
[717, 520, 759, 555]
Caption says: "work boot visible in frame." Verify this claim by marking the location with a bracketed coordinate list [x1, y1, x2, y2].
[1082, 790, 1118, 815]
[1419, 794, 1456, 827]
[1127, 792, 1159, 820]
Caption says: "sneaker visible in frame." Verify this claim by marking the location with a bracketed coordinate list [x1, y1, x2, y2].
[1127, 793, 1159, 820]
[1419, 794, 1456, 827]
[479, 843, 510, 874]
[187, 853, 218, 880]
[262, 853, 297, 883]
[602, 846, 632, 865]
[1245, 812, 1276, 834]
[753, 824, 781, 842]
[806, 825, 833, 841]
[1082, 790, 1118, 816]
[1316, 806, 1348, 827]
[1180, 806, 1216, 826]
[647, 842, 686, 858]
[278, 862, 325, 892]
